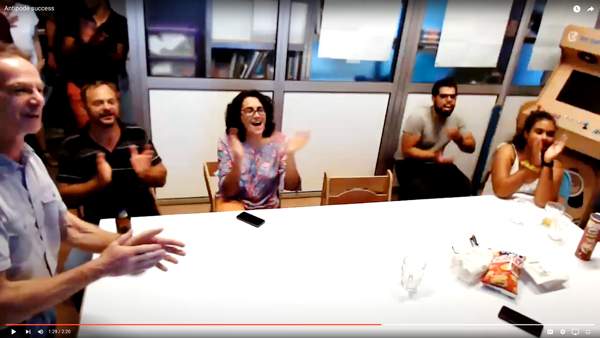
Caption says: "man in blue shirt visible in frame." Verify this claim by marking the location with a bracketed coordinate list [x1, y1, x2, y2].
[0, 44, 185, 337]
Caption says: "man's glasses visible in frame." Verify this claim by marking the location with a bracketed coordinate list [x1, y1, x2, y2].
[438, 94, 457, 99]
[241, 107, 266, 116]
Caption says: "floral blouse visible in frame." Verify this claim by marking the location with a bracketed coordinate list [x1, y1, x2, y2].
[216, 132, 301, 209]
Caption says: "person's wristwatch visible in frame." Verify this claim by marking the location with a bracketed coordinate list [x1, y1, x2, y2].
[542, 159, 554, 168]
[541, 149, 554, 168]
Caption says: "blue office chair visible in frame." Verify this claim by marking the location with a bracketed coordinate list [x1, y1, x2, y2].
[559, 171, 573, 207]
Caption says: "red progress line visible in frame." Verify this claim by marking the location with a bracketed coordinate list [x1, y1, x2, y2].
[8, 324, 382, 326]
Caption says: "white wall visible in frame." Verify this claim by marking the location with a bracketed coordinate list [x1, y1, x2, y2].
[149, 90, 272, 199]
[401, 94, 497, 180]
[281, 93, 390, 191]
[483, 96, 537, 174]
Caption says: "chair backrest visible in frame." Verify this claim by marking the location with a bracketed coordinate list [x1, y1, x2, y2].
[321, 170, 393, 206]
[204, 162, 219, 212]
[559, 170, 573, 207]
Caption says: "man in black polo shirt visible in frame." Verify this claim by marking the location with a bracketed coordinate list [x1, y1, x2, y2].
[57, 81, 166, 226]
[57, 81, 166, 285]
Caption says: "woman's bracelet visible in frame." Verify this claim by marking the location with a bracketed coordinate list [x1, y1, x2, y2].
[520, 160, 540, 173]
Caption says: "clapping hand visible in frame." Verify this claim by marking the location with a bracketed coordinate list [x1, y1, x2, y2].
[531, 139, 543, 167]
[286, 131, 310, 154]
[96, 152, 112, 187]
[435, 151, 454, 164]
[543, 134, 568, 164]
[124, 228, 186, 272]
[98, 229, 185, 276]
[228, 128, 245, 163]
[445, 127, 461, 142]
[130, 145, 154, 178]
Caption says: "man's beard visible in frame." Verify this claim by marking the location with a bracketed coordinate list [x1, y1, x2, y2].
[434, 105, 454, 118]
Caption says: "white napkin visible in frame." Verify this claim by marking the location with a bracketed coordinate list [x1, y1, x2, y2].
[523, 257, 569, 290]
[451, 248, 494, 285]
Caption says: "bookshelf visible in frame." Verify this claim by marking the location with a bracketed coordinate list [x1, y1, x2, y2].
[146, 26, 200, 77]
[144, 0, 314, 80]
[211, 42, 304, 52]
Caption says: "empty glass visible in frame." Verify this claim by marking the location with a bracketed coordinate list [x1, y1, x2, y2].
[510, 197, 530, 225]
[401, 256, 426, 293]
[546, 202, 566, 241]
[549, 212, 572, 241]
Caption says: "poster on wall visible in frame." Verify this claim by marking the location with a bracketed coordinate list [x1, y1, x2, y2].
[435, 0, 513, 68]
[317, 0, 402, 61]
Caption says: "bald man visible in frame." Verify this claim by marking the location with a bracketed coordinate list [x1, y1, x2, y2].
[0, 44, 185, 337]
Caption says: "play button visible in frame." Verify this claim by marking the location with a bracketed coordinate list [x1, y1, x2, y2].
[11, 329, 16, 335]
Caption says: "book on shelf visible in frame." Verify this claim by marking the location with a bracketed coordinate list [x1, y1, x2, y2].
[245, 51, 267, 79]
[215, 50, 273, 79]
[286, 53, 302, 80]
[242, 51, 260, 79]
[287, 56, 293, 80]
[240, 64, 249, 79]
[229, 53, 237, 78]
[252, 52, 268, 79]
[233, 54, 246, 78]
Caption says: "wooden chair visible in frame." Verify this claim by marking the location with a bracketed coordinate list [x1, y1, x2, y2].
[321, 170, 393, 206]
[204, 161, 220, 212]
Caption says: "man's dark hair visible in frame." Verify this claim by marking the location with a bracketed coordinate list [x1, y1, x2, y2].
[432, 77, 458, 97]
[512, 110, 556, 150]
[80, 81, 119, 105]
[225, 90, 275, 142]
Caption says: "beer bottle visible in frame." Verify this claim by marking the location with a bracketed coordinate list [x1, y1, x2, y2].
[116, 209, 131, 234]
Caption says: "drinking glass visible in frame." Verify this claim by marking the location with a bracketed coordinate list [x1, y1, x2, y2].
[549, 212, 572, 241]
[509, 197, 530, 225]
[546, 202, 566, 241]
[401, 256, 426, 292]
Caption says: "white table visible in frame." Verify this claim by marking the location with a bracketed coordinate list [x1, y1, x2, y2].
[79, 196, 599, 338]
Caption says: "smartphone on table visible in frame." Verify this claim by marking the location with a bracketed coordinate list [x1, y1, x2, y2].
[498, 306, 543, 337]
[236, 212, 265, 228]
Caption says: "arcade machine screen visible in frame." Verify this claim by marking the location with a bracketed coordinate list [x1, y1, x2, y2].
[556, 70, 600, 115]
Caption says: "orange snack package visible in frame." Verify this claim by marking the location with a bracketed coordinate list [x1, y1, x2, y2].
[481, 251, 526, 298]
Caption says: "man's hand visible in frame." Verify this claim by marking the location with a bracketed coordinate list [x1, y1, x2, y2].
[435, 151, 454, 164]
[130, 145, 154, 178]
[79, 19, 97, 44]
[229, 128, 245, 164]
[543, 134, 568, 163]
[96, 152, 112, 187]
[124, 228, 186, 272]
[285, 131, 310, 154]
[445, 127, 461, 142]
[96, 230, 166, 276]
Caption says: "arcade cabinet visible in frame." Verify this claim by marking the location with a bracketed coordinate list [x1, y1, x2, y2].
[519, 25, 600, 226]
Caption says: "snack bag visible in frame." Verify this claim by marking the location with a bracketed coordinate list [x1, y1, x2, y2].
[481, 251, 525, 298]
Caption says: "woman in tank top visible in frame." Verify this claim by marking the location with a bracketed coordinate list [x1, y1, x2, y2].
[483, 110, 566, 207]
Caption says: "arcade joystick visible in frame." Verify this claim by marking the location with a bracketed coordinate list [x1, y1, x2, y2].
[583, 122, 589, 129]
